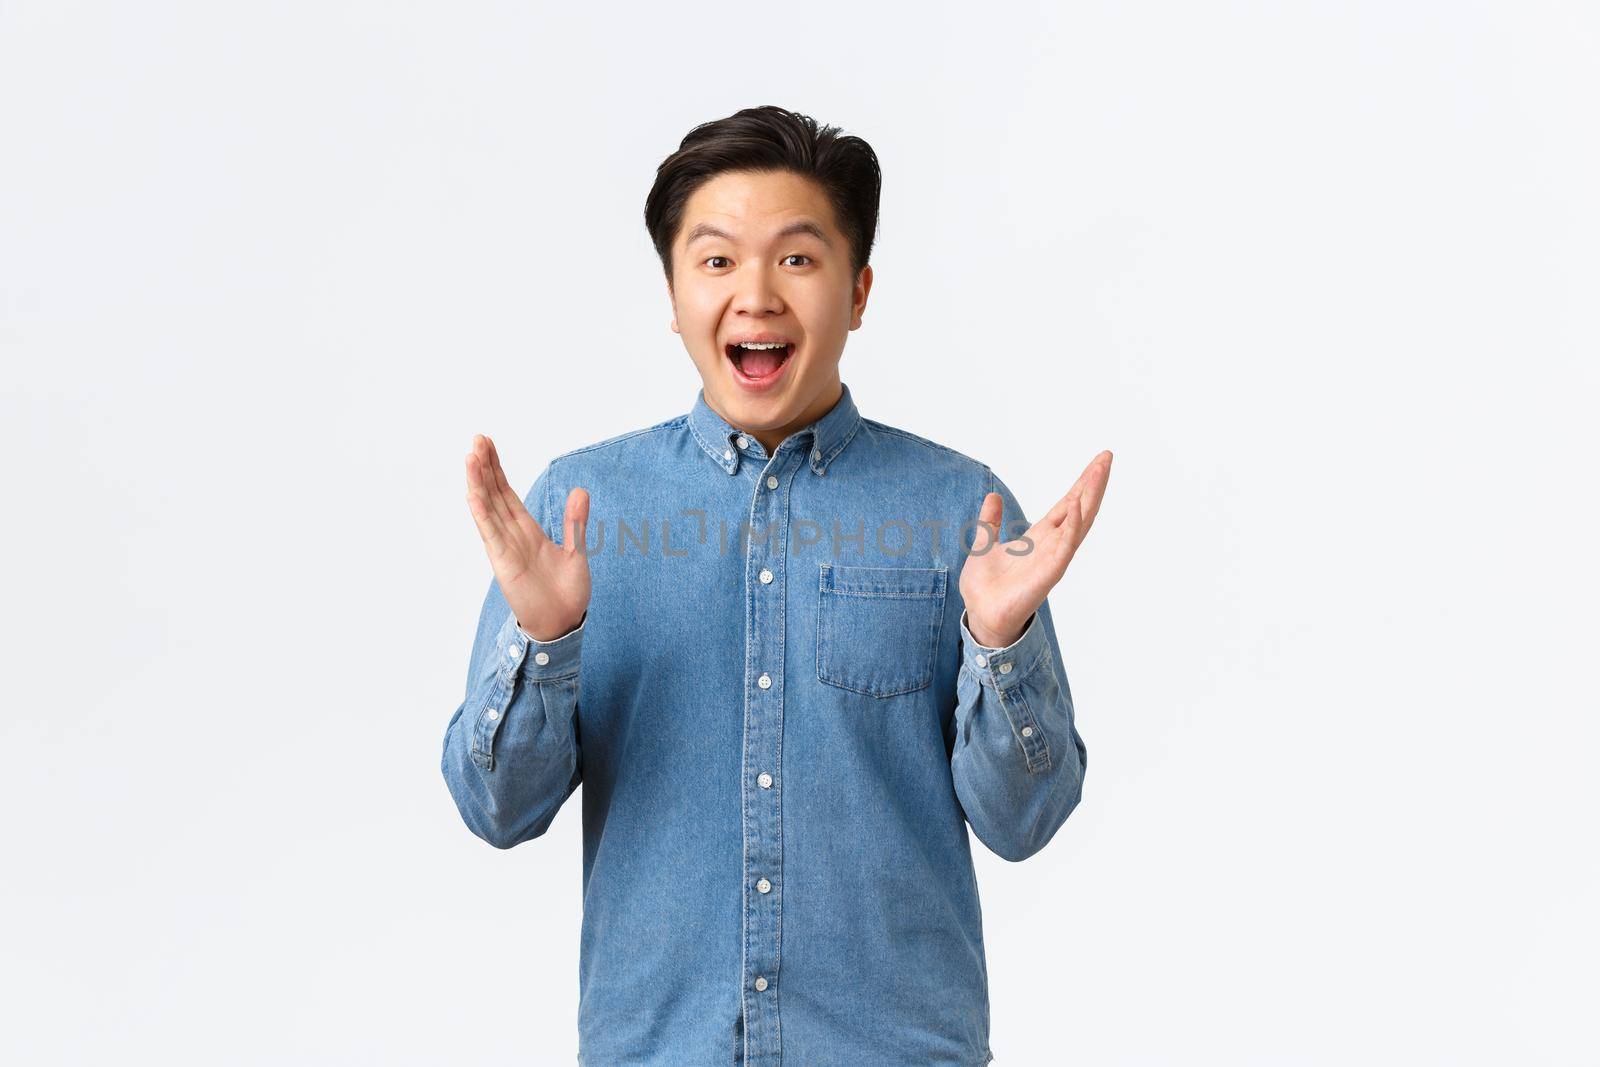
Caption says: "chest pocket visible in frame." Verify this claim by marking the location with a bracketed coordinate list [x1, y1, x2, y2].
[816, 563, 948, 698]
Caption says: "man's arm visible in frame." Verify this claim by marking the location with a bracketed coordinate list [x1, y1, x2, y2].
[440, 461, 586, 849]
[950, 597, 1086, 862]
[949, 466, 1093, 862]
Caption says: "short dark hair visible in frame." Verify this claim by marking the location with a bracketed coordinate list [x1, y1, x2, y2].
[644, 105, 882, 286]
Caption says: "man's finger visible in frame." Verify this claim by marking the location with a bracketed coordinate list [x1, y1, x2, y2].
[1043, 451, 1111, 530]
[970, 491, 1002, 553]
[466, 453, 509, 556]
[1050, 489, 1082, 538]
[1041, 471, 1089, 529]
[1078, 451, 1113, 534]
[470, 436, 509, 527]
[563, 486, 591, 555]
[482, 435, 521, 527]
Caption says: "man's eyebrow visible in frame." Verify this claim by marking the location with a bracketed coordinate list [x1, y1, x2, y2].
[684, 220, 834, 247]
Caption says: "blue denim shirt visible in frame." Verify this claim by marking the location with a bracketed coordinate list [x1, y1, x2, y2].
[441, 381, 1087, 1066]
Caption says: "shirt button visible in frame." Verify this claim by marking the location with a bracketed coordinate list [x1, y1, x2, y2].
[757, 673, 772, 689]
[486, 708, 500, 720]
[999, 662, 1012, 674]
[756, 878, 771, 893]
[974, 653, 987, 667]
[736, 435, 749, 448]
[534, 651, 550, 666]
[757, 772, 773, 788]
[765, 475, 778, 489]
[1021, 725, 1034, 738]
[754, 976, 769, 992]
[759, 568, 773, 584]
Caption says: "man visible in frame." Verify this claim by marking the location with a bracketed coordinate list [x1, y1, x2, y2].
[442, 105, 1112, 1066]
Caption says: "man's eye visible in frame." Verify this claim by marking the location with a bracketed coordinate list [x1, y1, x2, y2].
[784, 255, 812, 267]
[704, 256, 731, 269]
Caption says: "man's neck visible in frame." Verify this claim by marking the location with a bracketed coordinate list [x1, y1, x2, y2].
[724, 378, 843, 455]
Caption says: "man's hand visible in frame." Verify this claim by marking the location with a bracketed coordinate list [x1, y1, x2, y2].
[465, 434, 591, 642]
[959, 451, 1113, 648]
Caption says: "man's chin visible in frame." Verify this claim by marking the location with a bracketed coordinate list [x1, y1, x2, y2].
[714, 368, 799, 413]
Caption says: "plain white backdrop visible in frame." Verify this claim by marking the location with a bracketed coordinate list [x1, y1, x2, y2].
[3, 2, 1596, 1063]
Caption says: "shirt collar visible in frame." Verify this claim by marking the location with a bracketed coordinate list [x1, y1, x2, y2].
[688, 381, 863, 477]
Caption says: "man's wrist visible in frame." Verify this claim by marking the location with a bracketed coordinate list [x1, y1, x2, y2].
[516, 610, 587, 643]
[966, 614, 1025, 649]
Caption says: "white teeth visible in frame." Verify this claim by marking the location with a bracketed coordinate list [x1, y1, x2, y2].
[735, 341, 788, 350]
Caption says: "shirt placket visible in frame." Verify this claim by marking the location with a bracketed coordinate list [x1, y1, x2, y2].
[737, 434, 799, 1064]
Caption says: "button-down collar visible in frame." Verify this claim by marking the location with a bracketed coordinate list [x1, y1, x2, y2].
[688, 381, 862, 477]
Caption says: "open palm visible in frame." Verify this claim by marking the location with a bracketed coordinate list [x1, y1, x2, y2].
[465, 433, 591, 642]
[959, 451, 1112, 648]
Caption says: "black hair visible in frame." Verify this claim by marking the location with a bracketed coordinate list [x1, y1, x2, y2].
[644, 105, 881, 286]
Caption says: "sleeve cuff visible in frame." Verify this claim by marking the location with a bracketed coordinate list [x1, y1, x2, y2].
[959, 608, 1049, 691]
[495, 610, 585, 681]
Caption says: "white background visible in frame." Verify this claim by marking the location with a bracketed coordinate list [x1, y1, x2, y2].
[3, 2, 1596, 1064]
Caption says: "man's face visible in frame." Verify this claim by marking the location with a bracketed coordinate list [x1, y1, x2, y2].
[668, 168, 872, 450]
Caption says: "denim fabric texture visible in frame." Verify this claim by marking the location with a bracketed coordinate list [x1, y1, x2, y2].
[441, 382, 1087, 1065]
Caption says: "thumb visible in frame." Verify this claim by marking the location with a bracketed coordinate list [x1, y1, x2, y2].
[562, 486, 591, 556]
[970, 491, 1003, 553]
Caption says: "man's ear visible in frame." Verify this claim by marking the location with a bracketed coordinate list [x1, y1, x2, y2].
[849, 264, 874, 331]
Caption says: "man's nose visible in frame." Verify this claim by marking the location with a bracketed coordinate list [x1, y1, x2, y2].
[732, 262, 783, 314]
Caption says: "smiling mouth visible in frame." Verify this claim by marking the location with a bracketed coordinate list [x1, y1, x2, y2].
[725, 342, 795, 380]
